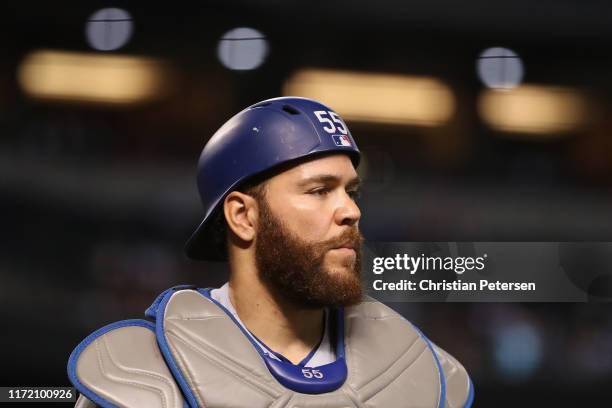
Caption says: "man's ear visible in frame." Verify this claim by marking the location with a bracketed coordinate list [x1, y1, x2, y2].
[224, 191, 258, 242]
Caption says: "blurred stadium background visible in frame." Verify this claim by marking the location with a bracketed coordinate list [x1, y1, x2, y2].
[2, 1, 612, 406]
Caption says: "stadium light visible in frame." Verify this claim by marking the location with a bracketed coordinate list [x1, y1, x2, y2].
[18, 50, 168, 105]
[478, 85, 587, 135]
[283, 69, 455, 126]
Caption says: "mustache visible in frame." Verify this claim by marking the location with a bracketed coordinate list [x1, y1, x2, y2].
[319, 228, 363, 252]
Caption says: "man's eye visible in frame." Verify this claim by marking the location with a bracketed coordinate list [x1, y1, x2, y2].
[347, 190, 361, 200]
[311, 188, 331, 196]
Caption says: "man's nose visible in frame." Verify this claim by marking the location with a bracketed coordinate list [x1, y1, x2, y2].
[335, 191, 361, 227]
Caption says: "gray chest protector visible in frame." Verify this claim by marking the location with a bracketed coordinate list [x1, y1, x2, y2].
[68, 287, 473, 408]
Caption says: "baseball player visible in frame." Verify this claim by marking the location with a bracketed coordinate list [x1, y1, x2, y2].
[68, 97, 474, 407]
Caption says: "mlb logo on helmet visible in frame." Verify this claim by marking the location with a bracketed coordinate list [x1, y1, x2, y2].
[332, 134, 352, 147]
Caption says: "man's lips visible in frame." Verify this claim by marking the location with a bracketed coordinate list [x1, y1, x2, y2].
[330, 243, 357, 256]
[334, 242, 355, 250]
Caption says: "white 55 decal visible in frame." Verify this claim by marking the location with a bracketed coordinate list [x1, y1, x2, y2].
[314, 110, 348, 135]
[301, 368, 324, 379]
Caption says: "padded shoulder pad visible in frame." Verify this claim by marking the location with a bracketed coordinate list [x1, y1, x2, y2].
[344, 299, 445, 408]
[432, 345, 474, 408]
[68, 319, 186, 408]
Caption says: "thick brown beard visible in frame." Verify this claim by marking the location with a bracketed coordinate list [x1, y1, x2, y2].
[254, 197, 364, 309]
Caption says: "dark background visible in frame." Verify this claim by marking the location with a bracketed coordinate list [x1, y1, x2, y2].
[2, 1, 612, 406]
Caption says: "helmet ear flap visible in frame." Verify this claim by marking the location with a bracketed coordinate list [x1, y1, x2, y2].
[185, 207, 228, 262]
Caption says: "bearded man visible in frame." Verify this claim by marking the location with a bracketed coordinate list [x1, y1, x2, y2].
[68, 97, 474, 408]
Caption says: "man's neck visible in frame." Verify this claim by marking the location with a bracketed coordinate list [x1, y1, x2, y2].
[227, 273, 324, 365]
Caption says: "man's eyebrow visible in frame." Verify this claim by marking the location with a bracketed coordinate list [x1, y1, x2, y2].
[298, 174, 362, 188]
[346, 177, 362, 190]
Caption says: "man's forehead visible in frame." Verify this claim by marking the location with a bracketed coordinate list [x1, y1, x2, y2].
[275, 154, 358, 183]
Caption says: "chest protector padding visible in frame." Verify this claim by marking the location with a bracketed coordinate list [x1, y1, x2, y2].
[161, 290, 444, 408]
[69, 321, 185, 408]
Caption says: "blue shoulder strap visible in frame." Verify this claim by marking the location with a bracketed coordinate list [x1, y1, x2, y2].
[465, 378, 475, 408]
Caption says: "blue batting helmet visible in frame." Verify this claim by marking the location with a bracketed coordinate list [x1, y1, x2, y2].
[185, 96, 361, 261]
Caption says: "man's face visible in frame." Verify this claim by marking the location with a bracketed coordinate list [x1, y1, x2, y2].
[254, 154, 363, 308]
